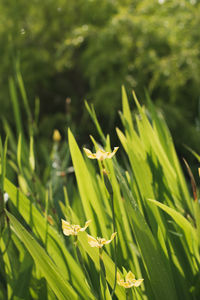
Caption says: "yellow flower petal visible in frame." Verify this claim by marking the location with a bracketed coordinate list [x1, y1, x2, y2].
[62, 219, 91, 236]
[83, 148, 97, 159]
[96, 149, 106, 160]
[83, 147, 119, 161]
[104, 232, 117, 245]
[126, 271, 135, 282]
[117, 272, 125, 285]
[87, 234, 99, 247]
[80, 220, 92, 232]
[133, 279, 144, 287]
[117, 269, 143, 289]
[117, 272, 121, 283]
[124, 282, 133, 288]
[62, 219, 70, 227]
[107, 147, 119, 158]
[62, 219, 72, 235]
[87, 232, 117, 248]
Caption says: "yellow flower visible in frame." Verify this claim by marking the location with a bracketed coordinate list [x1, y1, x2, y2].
[83, 147, 119, 161]
[62, 219, 91, 236]
[87, 232, 117, 248]
[53, 129, 61, 142]
[117, 271, 143, 288]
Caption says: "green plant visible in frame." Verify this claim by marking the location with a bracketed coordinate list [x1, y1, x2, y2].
[0, 88, 200, 299]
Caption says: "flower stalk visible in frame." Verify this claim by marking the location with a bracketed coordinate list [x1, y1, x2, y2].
[62, 219, 96, 297]
[87, 232, 117, 299]
[99, 247, 107, 299]
[84, 144, 119, 297]
[73, 235, 97, 298]
[103, 169, 117, 297]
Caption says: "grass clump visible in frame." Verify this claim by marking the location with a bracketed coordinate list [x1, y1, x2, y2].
[0, 87, 200, 299]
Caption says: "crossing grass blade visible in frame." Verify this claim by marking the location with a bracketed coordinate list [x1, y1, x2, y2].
[121, 86, 135, 138]
[148, 199, 199, 263]
[2, 83, 200, 300]
[0, 136, 8, 193]
[62, 206, 126, 300]
[115, 165, 178, 300]
[68, 128, 109, 238]
[6, 210, 78, 300]
[4, 178, 94, 299]
[85, 100, 106, 143]
[0, 234, 13, 299]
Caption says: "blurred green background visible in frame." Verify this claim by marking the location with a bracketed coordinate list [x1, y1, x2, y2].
[1, 0, 200, 163]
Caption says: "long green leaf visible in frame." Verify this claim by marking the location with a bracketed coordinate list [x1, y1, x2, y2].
[115, 166, 178, 300]
[64, 208, 126, 300]
[9, 77, 23, 136]
[4, 178, 94, 299]
[148, 199, 199, 264]
[68, 128, 108, 238]
[6, 210, 78, 300]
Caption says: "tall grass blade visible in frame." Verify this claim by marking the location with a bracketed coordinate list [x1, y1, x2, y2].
[6, 210, 78, 300]
[9, 77, 23, 136]
[115, 166, 178, 300]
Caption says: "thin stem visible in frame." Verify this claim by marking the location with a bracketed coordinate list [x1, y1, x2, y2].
[111, 192, 117, 297]
[102, 167, 117, 298]
[0, 216, 11, 255]
[0, 192, 5, 234]
[44, 189, 49, 249]
[99, 248, 106, 300]
[133, 287, 138, 300]
[74, 236, 98, 299]
[126, 289, 130, 300]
